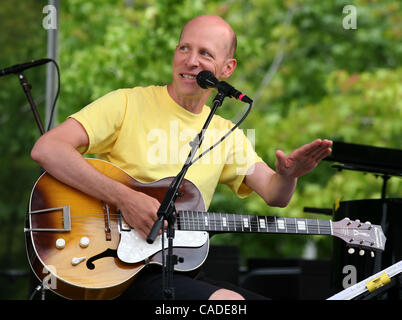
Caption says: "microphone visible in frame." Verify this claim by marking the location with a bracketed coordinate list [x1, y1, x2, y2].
[196, 70, 253, 104]
[0, 58, 52, 77]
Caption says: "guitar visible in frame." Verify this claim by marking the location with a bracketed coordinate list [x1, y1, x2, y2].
[25, 159, 386, 300]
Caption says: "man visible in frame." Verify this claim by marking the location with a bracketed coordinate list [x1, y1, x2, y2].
[31, 15, 332, 300]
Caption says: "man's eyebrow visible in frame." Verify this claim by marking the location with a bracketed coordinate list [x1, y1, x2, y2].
[178, 42, 216, 55]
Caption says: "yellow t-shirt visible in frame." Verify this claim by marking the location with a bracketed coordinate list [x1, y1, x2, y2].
[69, 85, 262, 209]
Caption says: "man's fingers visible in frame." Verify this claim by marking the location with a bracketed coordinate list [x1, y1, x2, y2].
[303, 139, 332, 157]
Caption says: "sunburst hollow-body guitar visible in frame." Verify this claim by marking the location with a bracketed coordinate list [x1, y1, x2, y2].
[25, 159, 386, 299]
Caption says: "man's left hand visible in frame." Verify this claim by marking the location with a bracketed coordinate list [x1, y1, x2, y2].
[275, 139, 333, 178]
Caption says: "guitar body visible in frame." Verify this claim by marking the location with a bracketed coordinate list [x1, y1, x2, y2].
[26, 158, 208, 300]
[26, 159, 386, 299]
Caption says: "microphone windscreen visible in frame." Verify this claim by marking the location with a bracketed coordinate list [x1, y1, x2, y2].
[196, 70, 218, 89]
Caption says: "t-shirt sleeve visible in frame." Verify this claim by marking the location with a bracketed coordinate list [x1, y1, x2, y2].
[218, 127, 264, 198]
[68, 89, 128, 154]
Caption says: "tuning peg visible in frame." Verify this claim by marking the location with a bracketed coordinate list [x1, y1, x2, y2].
[365, 221, 372, 229]
[359, 249, 365, 256]
[370, 251, 375, 258]
[355, 219, 360, 223]
[348, 248, 355, 254]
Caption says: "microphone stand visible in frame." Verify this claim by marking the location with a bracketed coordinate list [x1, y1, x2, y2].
[17, 72, 46, 135]
[146, 91, 227, 300]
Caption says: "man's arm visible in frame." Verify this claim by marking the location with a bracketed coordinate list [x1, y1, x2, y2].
[244, 139, 332, 207]
[30, 118, 160, 239]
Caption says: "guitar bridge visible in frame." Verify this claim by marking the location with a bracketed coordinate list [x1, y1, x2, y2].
[25, 205, 71, 232]
[102, 202, 112, 241]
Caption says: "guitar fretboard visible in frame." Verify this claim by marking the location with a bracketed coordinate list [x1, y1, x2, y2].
[177, 211, 332, 236]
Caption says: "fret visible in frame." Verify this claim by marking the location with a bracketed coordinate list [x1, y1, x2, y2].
[179, 211, 184, 230]
[250, 215, 259, 232]
[190, 211, 194, 230]
[182, 211, 186, 230]
[187, 210, 191, 230]
[222, 214, 228, 231]
[285, 217, 297, 234]
[237, 214, 243, 232]
[215, 212, 220, 231]
[195, 211, 200, 231]
[305, 218, 309, 234]
[188, 211, 192, 231]
[231, 214, 236, 232]
[276, 218, 286, 232]
[241, 215, 249, 232]
[215, 212, 221, 231]
[228, 214, 234, 232]
[295, 218, 308, 234]
[181, 211, 186, 230]
[203, 212, 209, 231]
[179, 211, 185, 230]
[266, 216, 277, 233]
[258, 217, 266, 231]
[318, 219, 331, 235]
[240, 214, 245, 232]
[307, 219, 319, 234]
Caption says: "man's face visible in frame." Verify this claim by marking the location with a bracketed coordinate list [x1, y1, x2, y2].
[170, 19, 236, 100]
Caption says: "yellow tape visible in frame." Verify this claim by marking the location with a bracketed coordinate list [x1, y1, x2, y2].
[366, 273, 391, 292]
[334, 197, 341, 212]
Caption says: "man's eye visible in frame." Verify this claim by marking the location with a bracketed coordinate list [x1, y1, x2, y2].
[201, 51, 211, 57]
[179, 45, 188, 51]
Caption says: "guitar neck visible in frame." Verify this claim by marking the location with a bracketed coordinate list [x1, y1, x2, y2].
[177, 211, 332, 236]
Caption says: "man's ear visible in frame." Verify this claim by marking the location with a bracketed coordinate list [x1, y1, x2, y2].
[220, 58, 237, 79]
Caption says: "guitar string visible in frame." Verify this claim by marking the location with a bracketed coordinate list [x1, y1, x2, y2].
[66, 214, 364, 231]
[65, 218, 344, 237]
[64, 214, 371, 235]
[64, 217, 374, 245]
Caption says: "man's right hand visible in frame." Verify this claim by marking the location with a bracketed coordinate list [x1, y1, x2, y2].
[117, 189, 161, 240]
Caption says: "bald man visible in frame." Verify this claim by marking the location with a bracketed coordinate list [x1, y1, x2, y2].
[31, 15, 332, 300]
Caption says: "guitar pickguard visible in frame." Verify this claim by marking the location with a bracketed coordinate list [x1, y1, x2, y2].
[117, 229, 209, 264]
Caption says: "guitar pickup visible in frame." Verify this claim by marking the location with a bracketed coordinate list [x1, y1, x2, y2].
[118, 211, 131, 232]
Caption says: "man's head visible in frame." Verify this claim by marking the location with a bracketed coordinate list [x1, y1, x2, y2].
[168, 15, 238, 106]
[179, 15, 237, 59]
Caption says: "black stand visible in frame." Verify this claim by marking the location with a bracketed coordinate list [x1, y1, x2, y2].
[17, 73, 47, 300]
[146, 92, 227, 300]
[17, 72, 46, 135]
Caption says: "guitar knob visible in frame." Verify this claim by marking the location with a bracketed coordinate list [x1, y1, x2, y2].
[56, 238, 66, 249]
[359, 249, 365, 256]
[370, 251, 375, 258]
[79, 236, 90, 248]
[71, 257, 86, 266]
[348, 248, 355, 254]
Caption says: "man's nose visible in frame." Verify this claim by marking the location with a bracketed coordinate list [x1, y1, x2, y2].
[185, 52, 200, 68]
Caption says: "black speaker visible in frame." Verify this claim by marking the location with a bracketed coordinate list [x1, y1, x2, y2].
[331, 198, 402, 299]
[240, 258, 332, 300]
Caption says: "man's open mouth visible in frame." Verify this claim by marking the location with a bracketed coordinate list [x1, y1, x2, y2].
[180, 73, 196, 80]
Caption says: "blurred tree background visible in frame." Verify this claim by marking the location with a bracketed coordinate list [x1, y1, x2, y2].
[0, 0, 400, 299]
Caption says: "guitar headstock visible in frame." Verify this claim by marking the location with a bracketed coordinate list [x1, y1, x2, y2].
[332, 218, 386, 255]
